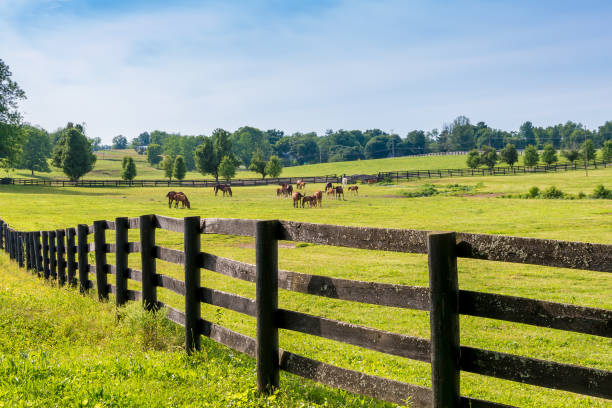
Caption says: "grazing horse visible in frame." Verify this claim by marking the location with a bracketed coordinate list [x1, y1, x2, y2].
[214, 184, 232, 197]
[348, 185, 359, 195]
[313, 190, 323, 207]
[286, 184, 293, 196]
[292, 192, 303, 208]
[174, 192, 191, 209]
[335, 186, 345, 200]
[324, 182, 333, 191]
[166, 191, 178, 208]
[302, 195, 316, 208]
[326, 187, 335, 199]
[276, 187, 283, 197]
[296, 180, 306, 190]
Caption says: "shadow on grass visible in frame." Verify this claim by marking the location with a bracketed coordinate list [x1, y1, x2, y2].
[0, 185, 124, 196]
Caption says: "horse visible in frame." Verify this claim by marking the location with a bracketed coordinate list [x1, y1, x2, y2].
[285, 184, 293, 196]
[324, 182, 333, 191]
[348, 185, 359, 195]
[174, 192, 191, 209]
[302, 195, 316, 208]
[214, 184, 232, 197]
[276, 187, 283, 197]
[296, 180, 306, 190]
[335, 185, 345, 200]
[313, 190, 323, 207]
[292, 192, 303, 208]
[326, 187, 335, 199]
[166, 191, 178, 208]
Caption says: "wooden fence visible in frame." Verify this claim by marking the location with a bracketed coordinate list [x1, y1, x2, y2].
[0, 215, 610, 407]
[378, 160, 609, 182]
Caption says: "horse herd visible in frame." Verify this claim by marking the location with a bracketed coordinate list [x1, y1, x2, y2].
[165, 181, 358, 209]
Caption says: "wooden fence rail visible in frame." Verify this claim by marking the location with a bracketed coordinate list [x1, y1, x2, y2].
[0, 214, 610, 407]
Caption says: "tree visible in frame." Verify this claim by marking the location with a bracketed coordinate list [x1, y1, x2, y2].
[194, 129, 237, 182]
[173, 155, 186, 180]
[541, 144, 558, 165]
[161, 156, 174, 180]
[147, 144, 163, 166]
[364, 136, 391, 159]
[519, 121, 537, 147]
[1, 59, 26, 167]
[523, 145, 539, 167]
[121, 156, 137, 181]
[562, 149, 580, 163]
[218, 155, 236, 181]
[602, 140, 612, 163]
[265, 155, 283, 178]
[51, 124, 97, 181]
[249, 149, 268, 178]
[500, 143, 518, 167]
[479, 146, 498, 169]
[231, 126, 270, 167]
[112, 135, 128, 149]
[580, 139, 596, 164]
[19, 126, 51, 175]
[466, 150, 480, 168]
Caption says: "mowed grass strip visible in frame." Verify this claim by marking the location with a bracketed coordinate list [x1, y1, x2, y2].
[0, 167, 611, 407]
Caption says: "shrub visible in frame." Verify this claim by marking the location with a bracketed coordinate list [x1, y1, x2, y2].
[541, 186, 564, 199]
[403, 184, 438, 197]
[578, 191, 586, 199]
[527, 186, 540, 198]
[592, 185, 612, 199]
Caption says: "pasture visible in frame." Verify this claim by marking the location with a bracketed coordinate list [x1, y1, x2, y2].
[0, 167, 611, 407]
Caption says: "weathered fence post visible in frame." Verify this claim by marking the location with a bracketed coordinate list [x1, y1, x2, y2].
[255, 220, 279, 393]
[184, 216, 201, 353]
[56, 229, 66, 286]
[0, 220, 4, 250]
[93, 220, 109, 301]
[17, 232, 24, 268]
[66, 228, 77, 286]
[428, 232, 460, 408]
[77, 224, 89, 293]
[139, 215, 157, 311]
[42, 231, 50, 279]
[49, 230, 57, 279]
[25, 232, 31, 269]
[28, 232, 35, 271]
[9, 229, 15, 259]
[115, 217, 129, 306]
[33, 231, 42, 275]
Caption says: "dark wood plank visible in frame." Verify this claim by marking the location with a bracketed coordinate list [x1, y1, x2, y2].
[460, 346, 612, 399]
[459, 290, 612, 338]
[201, 218, 258, 237]
[184, 216, 201, 353]
[140, 215, 157, 311]
[199, 287, 256, 317]
[127, 242, 140, 253]
[114, 217, 128, 306]
[128, 217, 140, 229]
[66, 228, 77, 286]
[155, 274, 186, 295]
[93, 220, 109, 301]
[126, 289, 142, 301]
[154, 215, 184, 233]
[77, 224, 89, 293]
[277, 309, 431, 362]
[126, 268, 142, 282]
[155, 246, 185, 265]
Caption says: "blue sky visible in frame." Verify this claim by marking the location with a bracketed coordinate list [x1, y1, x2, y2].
[2, 0, 612, 142]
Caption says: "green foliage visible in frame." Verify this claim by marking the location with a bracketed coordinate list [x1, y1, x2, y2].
[541, 186, 564, 199]
[173, 155, 186, 180]
[601, 141, 612, 163]
[528, 186, 540, 198]
[248, 149, 268, 178]
[51, 125, 97, 181]
[219, 155, 237, 180]
[523, 145, 539, 167]
[265, 155, 283, 178]
[121, 303, 181, 351]
[121, 156, 137, 181]
[18, 125, 51, 175]
[0, 123, 24, 168]
[580, 139, 596, 163]
[466, 150, 480, 168]
[403, 184, 438, 197]
[402, 183, 481, 197]
[160, 156, 174, 180]
[232, 126, 269, 167]
[195, 129, 237, 182]
[0, 58, 26, 125]
[112, 135, 128, 149]
[479, 146, 498, 169]
[500, 143, 518, 167]
[561, 149, 579, 163]
[146, 143, 162, 165]
[541, 144, 558, 165]
[591, 185, 612, 199]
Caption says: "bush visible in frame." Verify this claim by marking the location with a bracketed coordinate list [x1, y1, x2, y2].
[403, 184, 438, 197]
[527, 186, 540, 198]
[592, 185, 612, 199]
[578, 191, 586, 199]
[541, 186, 564, 199]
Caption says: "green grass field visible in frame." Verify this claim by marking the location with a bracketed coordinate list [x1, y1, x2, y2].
[7, 148, 602, 181]
[0, 166, 611, 407]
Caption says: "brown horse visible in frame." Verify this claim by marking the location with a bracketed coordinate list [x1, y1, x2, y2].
[292, 192, 303, 208]
[324, 182, 333, 190]
[335, 185, 345, 200]
[214, 184, 232, 197]
[348, 185, 359, 195]
[166, 191, 178, 208]
[326, 187, 335, 199]
[296, 180, 306, 190]
[314, 190, 323, 207]
[174, 192, 191, 209]
[302, 195, 316, 208]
